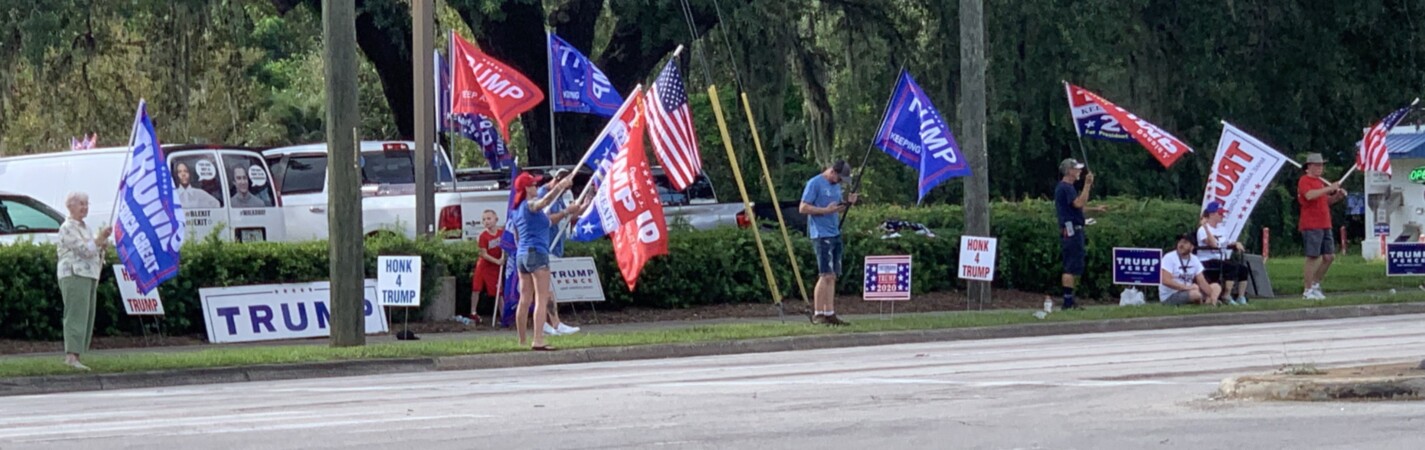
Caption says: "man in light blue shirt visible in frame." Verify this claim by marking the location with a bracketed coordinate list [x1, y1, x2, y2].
[800, 160, 857, 326]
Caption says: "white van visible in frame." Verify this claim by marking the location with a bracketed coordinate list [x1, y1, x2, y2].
[0, 145, 286, 242]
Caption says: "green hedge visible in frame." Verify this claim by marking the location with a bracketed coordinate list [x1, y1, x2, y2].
[0, 198, 1200, 341]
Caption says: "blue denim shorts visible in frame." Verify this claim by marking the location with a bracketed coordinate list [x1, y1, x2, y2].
[813, 236, 844, 276]
[517, 251, 550, 274]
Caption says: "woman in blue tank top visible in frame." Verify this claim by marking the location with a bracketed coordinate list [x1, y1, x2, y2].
[511, 171, 583, 351]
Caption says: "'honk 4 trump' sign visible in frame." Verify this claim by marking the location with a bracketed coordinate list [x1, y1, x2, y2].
[1113, 248, 1163, 286]
[377, 256, 422, 307]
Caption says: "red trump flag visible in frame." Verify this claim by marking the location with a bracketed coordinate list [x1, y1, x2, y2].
[449, 33, 544, 141]
[583, 96, 668, 290]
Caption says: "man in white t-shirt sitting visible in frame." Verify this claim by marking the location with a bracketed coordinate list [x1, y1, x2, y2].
[1160, 233, 1223, 306]
[1197, 201, 1250, 305]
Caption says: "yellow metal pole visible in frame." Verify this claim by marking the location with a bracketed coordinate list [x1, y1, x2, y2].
[739, 92, 809, 304]
[707, 84, 782, 303]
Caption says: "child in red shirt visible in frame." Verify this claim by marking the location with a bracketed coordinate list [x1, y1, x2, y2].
[471, 210, 504, 321]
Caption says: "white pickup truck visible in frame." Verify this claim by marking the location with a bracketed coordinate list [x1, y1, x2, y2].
[263, 141, 509, 241]
[458, 165, 750, 231]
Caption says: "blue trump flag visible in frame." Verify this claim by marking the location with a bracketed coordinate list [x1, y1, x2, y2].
[499, 161, 521, 326]
[549, 32, 623, 117]
[113, 100, 185, 294]
[437, 50, 510, 170]
[872, 70, 971, 203]
[572, 86, 645, 242]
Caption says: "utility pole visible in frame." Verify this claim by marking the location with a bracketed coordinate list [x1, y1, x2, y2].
[325, 0, 365, 346]
[960, 0, 991, 308]
[413, 0, 436, 237]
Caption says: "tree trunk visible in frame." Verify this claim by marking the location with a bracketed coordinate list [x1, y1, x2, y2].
[324, 0, 365, 347]
[960, 0, 991, 307]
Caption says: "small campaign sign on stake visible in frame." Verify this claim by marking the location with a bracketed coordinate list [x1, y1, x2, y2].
[863, 255, 912, 301]
[377, 256, 422, 307]
[1112, 248, 1163, 286]
[113, 265, 164, 315]
[958, 236, 998, 281]
[1386, 243, 1425, 276]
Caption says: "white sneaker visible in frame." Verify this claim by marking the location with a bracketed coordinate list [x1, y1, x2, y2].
[556, 323, 580, 335]
[1236, 295, 1248, 305]
[543, 323, 562, 336]
[1303, 288, 1325, 300]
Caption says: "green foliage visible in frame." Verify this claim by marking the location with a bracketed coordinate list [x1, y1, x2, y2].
[0, 234, 471, 341]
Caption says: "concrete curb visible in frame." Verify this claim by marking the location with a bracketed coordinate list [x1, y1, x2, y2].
[1219, 375, 1425, 401]
[5, 302, 1425, 397]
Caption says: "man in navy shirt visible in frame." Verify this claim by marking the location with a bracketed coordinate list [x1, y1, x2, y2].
[1055, 158, 1097, 309]
[800, 160, 857, 325]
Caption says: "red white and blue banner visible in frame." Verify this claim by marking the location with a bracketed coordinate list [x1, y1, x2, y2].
[549, 32, 623, 117]
[873, 70, 971, 203]
[1065, 82, 1193, 168]
[862, 255, 912, 301]
[573, 87, 646, 241]
[114, 100, 184, 294]
[1202, 123, 1290, 244]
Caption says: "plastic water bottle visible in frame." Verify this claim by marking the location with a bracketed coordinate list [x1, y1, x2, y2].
[1044, 297, 1054, 313]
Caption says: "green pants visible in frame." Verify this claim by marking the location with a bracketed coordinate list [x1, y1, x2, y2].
[60, 276, 97, 355]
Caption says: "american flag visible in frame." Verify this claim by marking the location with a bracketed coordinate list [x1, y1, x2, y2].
[863, 255, 912, 301]
[645, 59, 703, 191]
[1358, 100, 1418, 174]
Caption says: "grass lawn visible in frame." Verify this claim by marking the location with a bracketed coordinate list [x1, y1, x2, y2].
[1264, 255, 1410, 295]
[2, 291, 1423, 379]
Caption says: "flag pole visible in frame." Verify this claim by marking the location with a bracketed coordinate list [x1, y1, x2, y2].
[1063, 81, 1091, 169]
[708, 0, 808, 304]
[839, 68, 901, 230]
[546, 29, 558, 167]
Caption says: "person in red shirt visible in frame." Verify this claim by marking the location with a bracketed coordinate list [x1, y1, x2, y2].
[1297, 153, 1345, 300]
[471, 210, 504, 321]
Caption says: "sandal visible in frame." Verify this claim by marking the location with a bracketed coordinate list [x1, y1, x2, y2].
[531, 345, 557, 352]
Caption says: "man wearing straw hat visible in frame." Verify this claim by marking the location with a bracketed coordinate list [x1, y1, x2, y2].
[1297, 153, 1346, 300]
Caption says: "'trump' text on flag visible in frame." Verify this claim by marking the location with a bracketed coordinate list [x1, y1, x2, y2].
[572, 95, 667, 289]
[114, 100, 185, 294]
[873, 70, 971, 203]
[450, 32, 544, 141]
[1202, 123, 1291, 244]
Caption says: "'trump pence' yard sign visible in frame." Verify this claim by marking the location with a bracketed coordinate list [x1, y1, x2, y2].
[958, 236, 998, 281]
[377, 256, 422, 307]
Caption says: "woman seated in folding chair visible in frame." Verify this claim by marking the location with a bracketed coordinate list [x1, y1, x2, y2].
[1198, 201, 1251, 305]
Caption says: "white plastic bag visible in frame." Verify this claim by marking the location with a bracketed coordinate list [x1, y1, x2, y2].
[1119, 287, 1146, 306]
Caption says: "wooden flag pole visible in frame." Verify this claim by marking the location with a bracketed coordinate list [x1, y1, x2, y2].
[709, 84, 782, 303]
[739, 91, 809, 304]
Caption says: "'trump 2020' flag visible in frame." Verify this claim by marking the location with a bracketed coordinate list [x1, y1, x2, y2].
[1202, 123, 1291, 244]
[549, 33, 623, 117]
[450, 32, 544, 141]
[572, 95, 667, 289]
[1357, 99, 1418, 175]
[873, 70, 970, 203]
[1065, 82, 1193, 168]
[114, 100, 184, 294]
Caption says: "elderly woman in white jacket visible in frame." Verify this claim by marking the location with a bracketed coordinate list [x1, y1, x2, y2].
[57, 192, 112, 370]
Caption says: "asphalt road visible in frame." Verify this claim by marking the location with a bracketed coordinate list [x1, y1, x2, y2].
[3, 314, 1424, 449]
